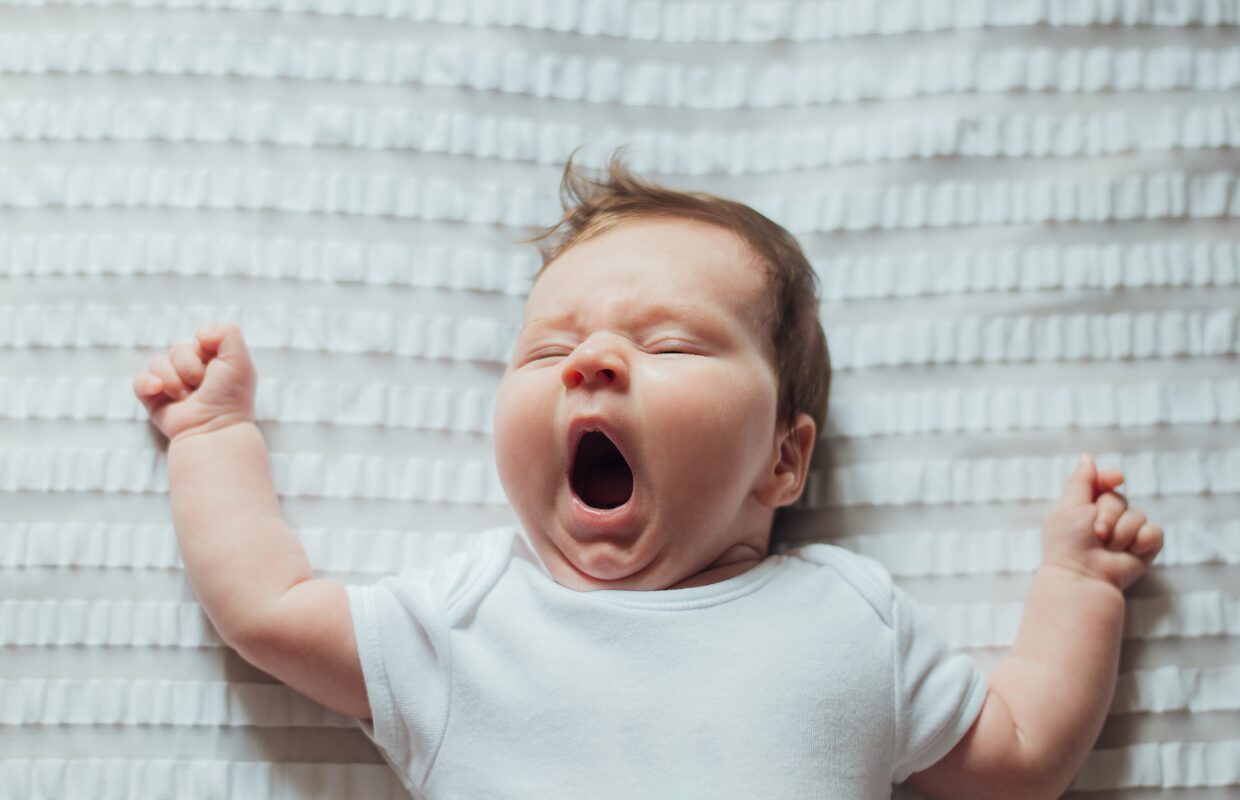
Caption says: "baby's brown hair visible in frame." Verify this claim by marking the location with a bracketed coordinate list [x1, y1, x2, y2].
[521, 147, 832, 438]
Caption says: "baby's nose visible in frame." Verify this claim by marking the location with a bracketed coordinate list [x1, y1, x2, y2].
[561, 335, 629, 390]
[564, 367, 618, 388]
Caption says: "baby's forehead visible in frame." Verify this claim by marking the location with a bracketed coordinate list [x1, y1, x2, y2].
[522, 219, 773, 333]
[522, 278, 762, 328]
[526, 261, 768, 316]
[533, 279, 734, 312]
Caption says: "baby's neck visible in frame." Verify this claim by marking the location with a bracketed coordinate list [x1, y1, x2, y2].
[665, 557, 764, 589]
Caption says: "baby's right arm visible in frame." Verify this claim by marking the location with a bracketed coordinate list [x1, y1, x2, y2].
[134, 323, 370, 720]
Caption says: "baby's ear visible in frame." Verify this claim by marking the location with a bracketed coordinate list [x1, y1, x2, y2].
[756, 413, 816, 509]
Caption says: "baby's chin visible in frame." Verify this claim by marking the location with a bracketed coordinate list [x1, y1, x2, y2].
[546, 526, 670, 590]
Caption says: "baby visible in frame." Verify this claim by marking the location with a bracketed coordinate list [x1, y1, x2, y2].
[133, 153, 1163, 799]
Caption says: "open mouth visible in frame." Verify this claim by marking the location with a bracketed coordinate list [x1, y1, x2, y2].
[570, 430, 634, 509]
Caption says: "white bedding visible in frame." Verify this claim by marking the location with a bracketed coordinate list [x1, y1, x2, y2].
[2, 1, 1238, 797]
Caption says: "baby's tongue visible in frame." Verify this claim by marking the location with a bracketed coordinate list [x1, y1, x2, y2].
[584, 464, 633, 508]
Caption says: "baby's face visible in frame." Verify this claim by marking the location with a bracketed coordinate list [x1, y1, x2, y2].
[493, 217, 794, 591]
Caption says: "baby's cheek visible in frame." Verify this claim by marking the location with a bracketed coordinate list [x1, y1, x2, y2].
[493, 381, 558, 491]
[654, 378, 768, 467]
[674, 363, 772, 427]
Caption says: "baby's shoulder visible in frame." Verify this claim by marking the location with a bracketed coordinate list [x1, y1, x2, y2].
[403, 526, 517, 626]
[782, 542, 896, 627]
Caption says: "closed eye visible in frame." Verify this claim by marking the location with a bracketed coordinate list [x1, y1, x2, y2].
[650, 342, 698, 355]
[528, 350, 690, 360]
[524, 342, 699, 360]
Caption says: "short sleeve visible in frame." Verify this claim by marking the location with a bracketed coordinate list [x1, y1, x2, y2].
[346, 556, 464, 793]
[890, 582, 988, 784]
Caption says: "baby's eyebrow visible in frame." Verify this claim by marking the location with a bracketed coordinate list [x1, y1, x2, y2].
[520, 303, 734, 338]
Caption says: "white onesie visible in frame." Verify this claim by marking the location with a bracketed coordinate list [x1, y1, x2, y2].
[346, 525, 987, 799]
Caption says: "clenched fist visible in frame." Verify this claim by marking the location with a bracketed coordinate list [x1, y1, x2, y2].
[133, 322, 258, 444]
[1041, 452, 1164, 592]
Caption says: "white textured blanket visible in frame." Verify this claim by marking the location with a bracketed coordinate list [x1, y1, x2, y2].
[2, 1, 1238, 798]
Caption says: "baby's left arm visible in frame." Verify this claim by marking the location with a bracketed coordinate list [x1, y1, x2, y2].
[906, 453, 1163, 800]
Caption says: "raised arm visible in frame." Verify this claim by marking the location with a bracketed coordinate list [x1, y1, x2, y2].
[167, 419, 309, 641]
[135, 324, 370, 720]
[907, 453, 1163, 800]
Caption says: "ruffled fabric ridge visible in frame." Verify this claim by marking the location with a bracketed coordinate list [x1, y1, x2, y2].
[1, 35, 1237, 106]
[815, 518, 1240, 576]
[2, 98, 1237, 172]
[2, 166, 1238, 233]
[827, 308, 1240, 370]
[0, 304, 518, 363]
[0, 375, 497, 432]
[0, 448, 508, 503]
[0, 745, 1229, 796]
[1, 599, 227, 646]
[0, 521, 474, 573]
[0, 165, 562, 226]
[0, 232, 537, 295]
[818, 240, 1240, 301]
[3, 0, 1237, 41]
[925, 589, 1240, 648]
[800, 448, 1240, 508]
[2, 679, 356, 726]
[828, 377, 1240, 437]
[0, 760, 406, 800]
[1072, 740, 1240, 790]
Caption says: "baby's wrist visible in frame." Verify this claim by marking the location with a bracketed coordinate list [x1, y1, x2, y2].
[169, 413, 256, 448]
[1037, 556, 1125, 597]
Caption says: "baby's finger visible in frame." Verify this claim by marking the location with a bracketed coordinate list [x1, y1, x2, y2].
[1132, 521, 1164, 558]
[1096, 469, 1124, 492]
[1109, 508, 1147, 552]
[1092, 491, 1128, 539]
[168, 342, 206, 389]
[196, 323, 232, 353]
[132, 372, 166, 413]
[133, 372, 162, 396]
[147, 353, 188, 401]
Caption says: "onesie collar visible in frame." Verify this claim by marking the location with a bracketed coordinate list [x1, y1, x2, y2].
[509, 524, 786, 610]
[581, 556, 784, 609]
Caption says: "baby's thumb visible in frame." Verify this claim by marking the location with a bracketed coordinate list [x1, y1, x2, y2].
[1058, 452, 1098, 507]
[198, 323, 253, 367]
